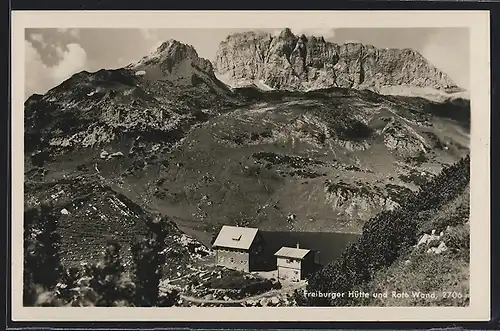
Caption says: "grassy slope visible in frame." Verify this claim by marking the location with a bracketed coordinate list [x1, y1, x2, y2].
[361, 186, 470, 307]
[142, 92, 469, 236]
[305, 155, 470, 306]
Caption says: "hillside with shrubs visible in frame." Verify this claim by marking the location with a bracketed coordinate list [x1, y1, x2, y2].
[23, 210, 181, 307]
[303, 154, 470, 306]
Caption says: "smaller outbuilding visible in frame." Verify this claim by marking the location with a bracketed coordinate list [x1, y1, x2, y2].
[274, 244, 315, 282]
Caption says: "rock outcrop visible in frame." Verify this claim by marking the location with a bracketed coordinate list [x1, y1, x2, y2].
[214, 28, 459, 93]
[128, 39, 217, 86]
[324, 180, 401, 220]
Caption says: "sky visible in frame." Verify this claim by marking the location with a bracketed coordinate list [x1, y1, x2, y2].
[24, 27, 470, 99]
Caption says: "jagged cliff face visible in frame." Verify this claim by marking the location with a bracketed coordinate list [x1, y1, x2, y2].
[214, 28, 458, 93]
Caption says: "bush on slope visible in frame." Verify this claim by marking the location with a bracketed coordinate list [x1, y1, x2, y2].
[305, 155, 470, 306]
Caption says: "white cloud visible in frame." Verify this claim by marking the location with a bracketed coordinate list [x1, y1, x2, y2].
[51, 43, 87, 83]
[30, 33, 44, 44]
[25, 40, 49, 97]
[56, 28, 80, 39]
[140, 28, 156, 41]
[150, 41, 163, 53]
[420, 30, 470, 90]
[25, 40, 88, 98]
[139, 29, 164, 53]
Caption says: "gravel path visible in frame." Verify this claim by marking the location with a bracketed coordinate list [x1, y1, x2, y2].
[178, 281, 306, 304]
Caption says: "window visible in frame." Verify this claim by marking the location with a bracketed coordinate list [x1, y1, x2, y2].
[286, 258, 294, 264]
[230, 257, 235, 263]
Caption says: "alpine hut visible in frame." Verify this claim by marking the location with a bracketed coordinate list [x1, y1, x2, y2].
[212, 225, 265, 272]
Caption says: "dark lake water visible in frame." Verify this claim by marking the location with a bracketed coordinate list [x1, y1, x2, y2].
[258, 231, 360, 269]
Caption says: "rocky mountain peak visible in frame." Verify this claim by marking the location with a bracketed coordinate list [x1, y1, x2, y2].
[157, 39, 181, 51]
[278, 27, 295, 40]
[128, 39, 214, 82]
[214, 29, 460, 96]
[152, 39, 203, 65]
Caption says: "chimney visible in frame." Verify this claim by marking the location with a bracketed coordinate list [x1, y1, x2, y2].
[296, 243, 300, 249]
[315, 251, 321, 264]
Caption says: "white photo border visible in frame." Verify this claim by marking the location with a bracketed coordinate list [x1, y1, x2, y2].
[11, 10, 491, 322]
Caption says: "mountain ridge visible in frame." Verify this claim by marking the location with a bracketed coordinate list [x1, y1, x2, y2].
[24, 39, 242, 156]
[23, 36, 470, 265]
[214, 28, 463, 99]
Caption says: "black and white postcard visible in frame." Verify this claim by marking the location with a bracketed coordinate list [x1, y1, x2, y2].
[10, 10, 491, 322]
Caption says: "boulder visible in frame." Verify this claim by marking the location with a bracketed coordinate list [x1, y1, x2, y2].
[110, 151, 124, 158]
[417, 234, 430, 246]
[435, 241, 448, 254]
